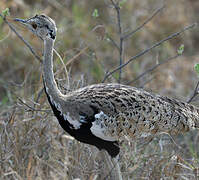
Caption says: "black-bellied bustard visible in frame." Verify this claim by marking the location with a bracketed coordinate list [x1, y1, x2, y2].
[15, 14, 199, 179]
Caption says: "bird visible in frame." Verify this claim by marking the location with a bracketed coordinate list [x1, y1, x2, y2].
[14, 14, 199, 159]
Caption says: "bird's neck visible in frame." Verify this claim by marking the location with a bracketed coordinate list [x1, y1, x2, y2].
[43, 38, 63, 102]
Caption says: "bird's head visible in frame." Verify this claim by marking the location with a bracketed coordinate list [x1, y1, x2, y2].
[15, 14, 57, 41]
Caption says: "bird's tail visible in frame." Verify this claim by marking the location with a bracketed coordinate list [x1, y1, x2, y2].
[160, 96, 199, 131]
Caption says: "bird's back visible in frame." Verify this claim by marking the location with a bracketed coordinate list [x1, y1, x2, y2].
[65, 83, 199, 140]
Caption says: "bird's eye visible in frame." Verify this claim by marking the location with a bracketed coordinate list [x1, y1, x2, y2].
[31, 23, 37, 29]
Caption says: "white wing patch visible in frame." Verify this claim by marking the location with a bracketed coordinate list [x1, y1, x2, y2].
[95, 111, 105, 119]
[90, 111, 117, 142]
[63, 112, 82, 129]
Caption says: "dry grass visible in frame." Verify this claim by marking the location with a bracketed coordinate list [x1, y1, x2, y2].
[1, 0, 199, 179]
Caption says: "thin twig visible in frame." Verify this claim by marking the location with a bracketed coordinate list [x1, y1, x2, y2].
[138, 76, 156, 88]
[65, 47, 88, 67]
[123, 5, 165, 40]
[36, 88, 44, 104]
[18, 98, 50, 112]
[110, 0, 124, 83]
[0, 14, 42, 63]
[106, 34, 119, 50]
[0, 26, 11, 42]
[102, 23, 197, 82]
[53, 48, 70, 89]
[127, 54, 180, 85]
[187, 80, 199, 103]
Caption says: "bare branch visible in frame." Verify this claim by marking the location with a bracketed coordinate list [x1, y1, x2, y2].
[0, 14, 42, 63]
[35, 88, 44, 104]
[102, 23, 197, 83]
[106, 34, 120, 50]
[53, 48, 70, 89]
[138, 76, 156, 88]
[110, 0, 124, 83]
[123, 5, 165, 40]
[127, 54, 180, 85]
[18, 98, 50, 112]
[187, 80, 199, 103]
[65, 47, 88, 67]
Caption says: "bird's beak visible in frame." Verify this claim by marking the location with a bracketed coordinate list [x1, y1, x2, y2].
[14, 18, 31, 30]
[14, 18, 27, 24]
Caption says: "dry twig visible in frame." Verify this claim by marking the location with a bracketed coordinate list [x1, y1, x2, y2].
[127, 54, 180, 85]
[187, 80, 199, 103]
[123, 5, 165, 40]
[18, 98, 50, 113]
[110, 0, 124, 84]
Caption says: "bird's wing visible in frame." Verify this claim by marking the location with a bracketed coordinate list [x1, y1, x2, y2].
[78, 104, 118, 142]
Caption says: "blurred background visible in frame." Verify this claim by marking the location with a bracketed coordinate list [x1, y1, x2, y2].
[1, 0, 199, 179]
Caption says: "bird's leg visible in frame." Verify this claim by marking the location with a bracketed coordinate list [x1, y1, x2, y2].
[112, 155, 123, 180]
[101, 151, 123, 180]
